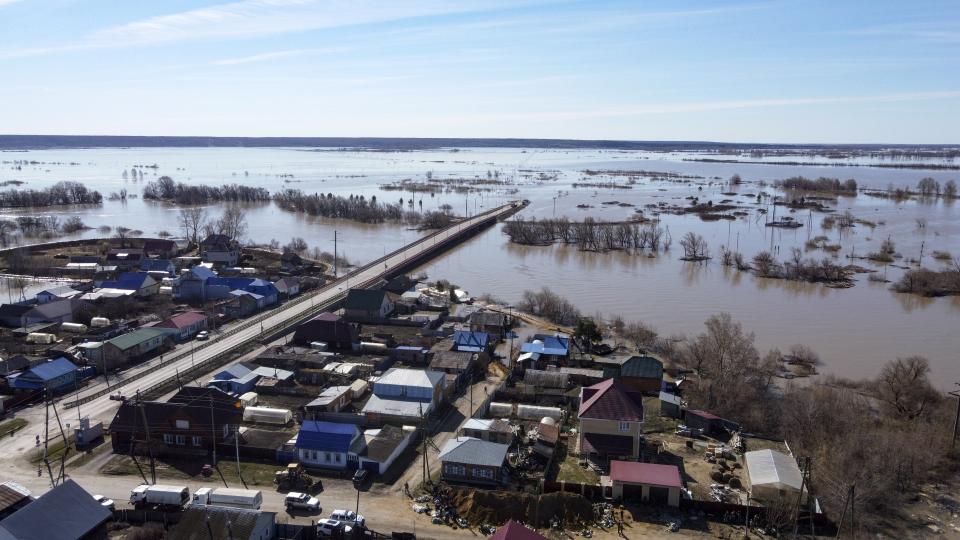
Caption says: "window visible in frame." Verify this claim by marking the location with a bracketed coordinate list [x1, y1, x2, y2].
[335, 453, 341, 463]
[175, 435, 186, 445]
[325, 452, 332, 462]
[192, 436, 202, 447]
[175, 420, 189, 429]
[445, 464, 466, 476]
[163, 434, 174, 445]
[619, 421, 631, 432]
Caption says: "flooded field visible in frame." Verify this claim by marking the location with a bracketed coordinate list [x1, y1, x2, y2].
[2, 146, 958, 384]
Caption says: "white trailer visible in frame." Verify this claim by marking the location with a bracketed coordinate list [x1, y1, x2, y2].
[129, 484, 190, 509]
[60, 322, 88, 333]
[191, 487, 262, 510]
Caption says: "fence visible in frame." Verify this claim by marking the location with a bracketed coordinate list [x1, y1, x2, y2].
[61, 202, 521, 409]
[541, 480, 606, 500]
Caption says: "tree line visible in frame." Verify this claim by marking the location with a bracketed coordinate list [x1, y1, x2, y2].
[273, 189, 454, 228]
[503, 218, 668, 252]
[775, 176, 858, 193]
[143, 176, 270, 204]
[0, 181, 102, 207]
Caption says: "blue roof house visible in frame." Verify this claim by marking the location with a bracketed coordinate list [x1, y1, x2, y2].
[453, 330, 490, 353]
[6, 357, 78, 393]
[99, 272, 159, 298]
[295, 421, 363, 469]
[208, 363, 294, 394]
[140, 259, 176, 276]
[521, 333, 571, 358]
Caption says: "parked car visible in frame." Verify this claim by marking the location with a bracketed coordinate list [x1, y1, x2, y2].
[92, 494, 115, 512]
[352, 469, 369, 489]
[330, 509, 365, 527]
[196, 331, 210, 341]
[109, 392, 126, 402]
[316, 519, 352, 537]
[285, 492, 320, 513]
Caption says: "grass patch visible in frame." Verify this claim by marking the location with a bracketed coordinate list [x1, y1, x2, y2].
[29, 435, 75, 464]
[0, 418, 27, 438]
[556, 452, 599, 484]
[101, 454, 283, 489]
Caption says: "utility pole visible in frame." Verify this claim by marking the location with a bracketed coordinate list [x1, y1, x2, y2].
[235, 425, 241, 482]
[333, 230, 338, 278]
[949, 384, 960, 448]
[209, 394, 217, 467]
[137, 390, 156, 484]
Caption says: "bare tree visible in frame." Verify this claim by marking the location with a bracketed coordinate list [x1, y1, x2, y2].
[215, 205, 247, 240]
[875, 356, 941, 420]
[622, 321, 658, 352]
[943, 179, 957, 199]
[177, 207, 207, 246]
[678, 232, 710, 261]
[115, 226, 132, 246]
[917, 177, 940, 197]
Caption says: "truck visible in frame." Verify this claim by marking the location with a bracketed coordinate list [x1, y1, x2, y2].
[129, 484, 190, 509]
[191, 487, 263, 510]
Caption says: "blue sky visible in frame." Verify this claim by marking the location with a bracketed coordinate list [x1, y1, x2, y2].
[1, 0, 958, 143]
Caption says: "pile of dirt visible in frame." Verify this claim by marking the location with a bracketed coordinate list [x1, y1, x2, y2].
[449, 488, 594, 527]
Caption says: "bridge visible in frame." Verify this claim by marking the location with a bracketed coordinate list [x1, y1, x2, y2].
[63, 200, 525, 409]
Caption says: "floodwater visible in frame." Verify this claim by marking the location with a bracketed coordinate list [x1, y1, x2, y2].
[2, 147, 958, 385]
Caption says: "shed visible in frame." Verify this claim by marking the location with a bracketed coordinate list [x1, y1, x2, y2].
[358, 424, 415, 474]
[659, 391, 683, 418]
[292, 312, 357, 349]
[6, 357, 78, 392]
[609, 460, 682, 506]
[0, 479, 111, 540]
[452, 330, 489, 353]
[684, 409, 726, 436]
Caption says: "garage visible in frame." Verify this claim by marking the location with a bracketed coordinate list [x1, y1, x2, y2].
[609, 461, 683, 507]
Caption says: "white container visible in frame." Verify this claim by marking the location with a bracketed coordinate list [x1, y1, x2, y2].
[239, 391, 258, 407]
[90, 317, 111, 328]
[488, 402, 514, 417]
[191, 487, 262, 510]
[349, 379, 369, 399]
[60, 322, 88, 334]
[517, 404, 563, 421]
[310, 341, 328, 351]
[360, 341, 388, 353]
[130, 484, 190, 508]
[241, 267, 257, 275]
[242, 406, 293, 425]
[26, 333, 56, 344]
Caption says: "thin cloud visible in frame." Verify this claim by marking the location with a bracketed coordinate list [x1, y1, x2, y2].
[469, 91, 960, 121]
[0, 0, 24, 6]
[844, 22, 960, 44]
[213, 47, 344, 65]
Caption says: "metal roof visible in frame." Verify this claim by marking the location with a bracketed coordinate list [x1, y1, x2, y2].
[377, 368, 443, 389]
[439, 437, 509, 468]
[107, 327, 171, 351]
[0, 479, 110, 540]
[24, 357, 77, 382]
[295, 421, 359, 453]
[610, 461, 682, 488]
[578, 379, 644, 421]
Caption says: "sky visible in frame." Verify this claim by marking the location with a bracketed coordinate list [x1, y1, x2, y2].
[1, 0, 959, 143]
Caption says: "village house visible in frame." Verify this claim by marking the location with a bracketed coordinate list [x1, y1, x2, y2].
[108, 386, 242, 456]
[578, 379, 644, 462]
[98, 272, 160, 298]
[35, 284, 83, 304]
[361, 368, 444, 423]
[0, 299, 83, 328]
[207, 363, 294, 395]
[393, 345, 428, 365]
[452, 330, 489, 353]
[520, 333, 570, 363]
[139, 258, 176, 277]
[168, 506, 275, 540]
[607, 460, 682, 506]
[294, 421, 363, 470]
[594, 355, 664, 393]
[280, 250, 305, 273]
[224, 291, 264, 319]
[0, 482, 32, 520]
[358, 424, 415, 474]
[105, 247, 144, 270]
[460, 418, 514, 444]
[273, 276, 300, 299]
[5, 357, 78, 393]
[429, 350, 479, 389]
[305, 385, 353, 416]
[100, 327, 174, 370]
[153, 311, 208, 341]
[143, 238, 179, 259]
[0, 479, 111, 540]
[342, 288, 394, 320]
[199, 234, 241, 266]
[468, 311, 508, 341]
[439, 436, 510, 486]
[292, 312, 358, 349]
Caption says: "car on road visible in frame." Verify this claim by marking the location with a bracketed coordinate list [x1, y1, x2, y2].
[108, 392, 126, 402]
[196, 331, 210, 340]
[92, 494, 115, 511]
[330, 509, 365, 527]
[352, 469, 369, 489]
[316, 519, 352, 537]
[285, 492, 320, 513]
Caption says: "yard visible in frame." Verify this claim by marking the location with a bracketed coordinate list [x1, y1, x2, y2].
[555, 448, 599, 485]
[100, 453, 283, 489]
[0, 417, 27, 438]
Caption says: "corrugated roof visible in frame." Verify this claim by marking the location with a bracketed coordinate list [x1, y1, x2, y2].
[156, 311, 206, 329]
[578, 379, 644, 421]
[377, 368, 443, 389]
[25, 357, 77, 382]
[0, 479, 110, 540]
[168, 506, 275, 540]
[295, 421, 358, 452]
[491, 520, 549, 540]
[363, 424, 409, 462]
[610, 461, 682, 488]
[745, 449, 803, 492]
[429, 351, 477, 371]
[344, 288, 388, 312]
[107, 327, 171, 351]
[361, 394, 430, 417]
[439, 437, 508, 468]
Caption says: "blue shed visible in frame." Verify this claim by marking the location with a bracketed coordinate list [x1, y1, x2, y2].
[453, 330, 489, 353]
[7, 357, 78, 392]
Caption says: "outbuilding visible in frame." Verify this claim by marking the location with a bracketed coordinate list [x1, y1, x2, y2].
[609, 460, 682, 506]
[744, 449, 804, 503]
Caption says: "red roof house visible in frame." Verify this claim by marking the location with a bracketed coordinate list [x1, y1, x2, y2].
[609, 461, 682, 506]
[577, 379, 645, 461]
[154, 311, 208, 341]
[490, 520, 549, 540]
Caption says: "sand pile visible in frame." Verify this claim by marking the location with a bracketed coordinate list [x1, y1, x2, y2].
[450, 488, 593, 527]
